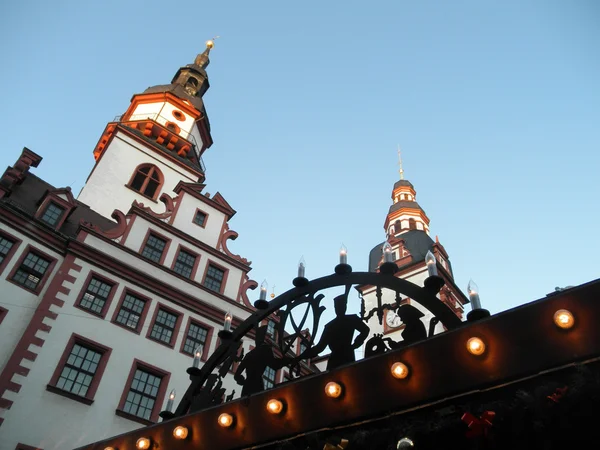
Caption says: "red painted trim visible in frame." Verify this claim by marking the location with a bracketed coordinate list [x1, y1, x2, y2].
[173, 182, 236, 219]
[201, 259, 230, 295]
[110, 288, 152, 335]
[179, 317, 214, 361]
[47, 333, 113, 402]
[73, 271, 119, 319]
[34, 194, 73, 231]
[116, 358, 171, 424]
[0, 228, 23, 276]
[0, 254, 80, 420]
[145, 302, 183, 349]
[172, 109, 186, 122]
[192, 207, 209, 228]
[0, 307, 7, 325]
[138, 228, 172, 265]
[170, 244, 201, 280]
[6, 244, 58, 295]
[130, 205, 250, 272]
[119, 213, 137, 246]
[15, 443, 43, 450]
[68, 238, 254, 324]
[167, 192, 184, 226]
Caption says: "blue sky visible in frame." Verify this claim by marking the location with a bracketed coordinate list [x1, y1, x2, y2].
[1, 1, 599, 318]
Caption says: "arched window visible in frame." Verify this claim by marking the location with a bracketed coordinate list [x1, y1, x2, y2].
[394, 220, 402, 234]
[408, 218, 417, 230]
[129, 164, 163, 199]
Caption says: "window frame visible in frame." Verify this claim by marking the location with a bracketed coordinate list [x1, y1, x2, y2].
[34, 194, 73, 230]
[170, 244, 200, 280]
[201, 260, 229, 295]
[0, 306, 7, 325]
[110, 288, 151, 335]
[7, 245, 57, 295]
[179, 317, 213, 361]
[138, 229, 171, 265]
[145, 303, 182, 349]
[262, 365, 277, 390]
[266, 319, 277, 340]
[39, 202, 66, 227]
[192, 208, 209, 228]
[116, 359, 171, 425]
[0, 229, 22, 276]
[126, 163, 164, 201]
[47, 333, 112, 405]
[74, 271, 118, 319]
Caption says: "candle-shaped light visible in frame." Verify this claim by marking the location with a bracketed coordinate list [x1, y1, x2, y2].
[166, 389, 176, 412]
[467, 279, 482, 310]
[224, 311, 233, 332]
[425, 250, 438, 277]
[339, 244, 348, 265]
[260, 280, 268, 301]
[383, 241, 394, 263]
[192, 345, 203, 368]
[298, 257, 306, 278]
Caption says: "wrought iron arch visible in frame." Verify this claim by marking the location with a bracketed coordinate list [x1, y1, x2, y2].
[171, 268, 462, 418]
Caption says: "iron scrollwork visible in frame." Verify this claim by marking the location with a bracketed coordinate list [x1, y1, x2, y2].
[167, 270, 461, 419]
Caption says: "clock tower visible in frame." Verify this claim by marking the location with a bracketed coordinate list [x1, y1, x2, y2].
[357, 155, 467, 346]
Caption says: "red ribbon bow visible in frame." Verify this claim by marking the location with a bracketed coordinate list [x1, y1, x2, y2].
[547, 386, 568, 403]
[461, 411, 495, 438]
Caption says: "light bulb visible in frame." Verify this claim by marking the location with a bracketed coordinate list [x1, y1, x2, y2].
[298, 256, 306, 278]
[193, 345, 203, 368]
[425, 250, 438, 277]
[173, 425, 189, 440]
[339, 244, 348, 264]
[383, 241, 394, 263]
[266, 399, 284, 414]
[467, 279, 482, 310]
[466, 337, 486, 356]
[224, 311, 233, 331]
[136, 438, 151, 450]
[554, 309, 575, 329]
[260, 280, 268, 300]
[391, 362, 409, 379]
[325, 381, 343, 398]
[218, 413, 234, 427]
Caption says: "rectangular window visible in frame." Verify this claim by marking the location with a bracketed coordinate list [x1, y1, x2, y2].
[300, 341, 307, 354]
[173, 249, 196, 279]
[204, 264, 225, 292]
[193, 210, 207, 227]
[122, 368, 163, 421]
[266, 319, 276, 339]
[149, 308, 178, 345]
[141, 234, 167, 263]
[0, 236, 15, 265]
[12, 251, 51, 291]
[79, 277, 113, 315]
[263, 366, 276, 389]
[115, 293, 147, 331]
[40, 202, 65, 226]
[54, 343, 102, 397]
[182, 322, 208, 355]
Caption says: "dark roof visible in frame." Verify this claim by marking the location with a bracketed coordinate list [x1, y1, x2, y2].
[2, 173, 116, 238]
[368, 230, 435, 272]
[142, 84, 207, 117]
[392, 179, 414, 190]
[388, 200, 426, 215]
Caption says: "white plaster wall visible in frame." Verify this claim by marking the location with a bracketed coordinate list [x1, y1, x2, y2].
[85, 230, 249, 318]
[78, 131, 199, 219]
[0, 257, 252, 450]
[0, 226, 63, 372]
[130, 101, 196, 140]
[170, 192, 226, 249]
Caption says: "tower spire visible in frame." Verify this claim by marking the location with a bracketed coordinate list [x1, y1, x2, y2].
[193, 37, 219, 69]
[397, 145, 404, 180]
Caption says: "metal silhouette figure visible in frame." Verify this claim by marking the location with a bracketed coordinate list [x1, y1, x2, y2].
[303, 286, 370, 370]
[235, 325, 288, 396]
[190, 374, 224, 412]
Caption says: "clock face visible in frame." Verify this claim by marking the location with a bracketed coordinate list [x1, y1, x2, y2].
[386, 310, 402, 328]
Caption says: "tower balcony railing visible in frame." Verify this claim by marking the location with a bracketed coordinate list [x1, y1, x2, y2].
[112, 113, 205, 172]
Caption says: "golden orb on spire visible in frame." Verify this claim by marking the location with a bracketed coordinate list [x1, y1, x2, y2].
[206, 40, 215, 49]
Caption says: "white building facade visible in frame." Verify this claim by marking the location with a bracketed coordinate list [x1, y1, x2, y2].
[0, 45, 306, 450]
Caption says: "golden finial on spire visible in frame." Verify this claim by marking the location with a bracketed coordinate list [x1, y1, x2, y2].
[205, 35, 220, 49]
[397, 144, 404, 180]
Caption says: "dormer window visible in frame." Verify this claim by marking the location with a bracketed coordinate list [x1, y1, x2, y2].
[129, 164, 163, 200]
[41, 203, 65, 227]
